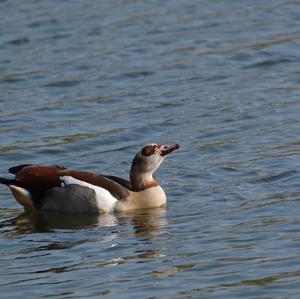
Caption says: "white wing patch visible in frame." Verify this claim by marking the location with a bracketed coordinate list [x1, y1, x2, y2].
[60, 176, 118, 213]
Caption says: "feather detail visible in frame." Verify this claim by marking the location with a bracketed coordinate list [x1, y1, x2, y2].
[60, 176, 118, 213]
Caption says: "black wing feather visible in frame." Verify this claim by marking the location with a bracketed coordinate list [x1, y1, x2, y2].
[8, 164, 32, 174]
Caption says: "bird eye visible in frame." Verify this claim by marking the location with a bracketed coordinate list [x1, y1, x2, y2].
[141, 145, 155, 156]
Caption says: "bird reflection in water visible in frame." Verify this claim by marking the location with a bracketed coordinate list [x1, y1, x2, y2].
[1, 207, 168, 238]
[125, 207, 167, 238]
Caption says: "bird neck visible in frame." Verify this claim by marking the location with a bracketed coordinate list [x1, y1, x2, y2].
[130, 170, 158, 192]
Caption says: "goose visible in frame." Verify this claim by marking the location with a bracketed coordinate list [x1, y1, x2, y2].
[0, 143, 179, 214]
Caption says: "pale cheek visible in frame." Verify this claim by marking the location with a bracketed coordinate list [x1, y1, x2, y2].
[150, 156, 164, 172]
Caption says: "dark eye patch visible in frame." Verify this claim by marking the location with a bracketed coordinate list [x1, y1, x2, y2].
[141, 145, 156, 157]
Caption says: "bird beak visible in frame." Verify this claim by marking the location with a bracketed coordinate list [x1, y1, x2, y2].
[159, 144, 180, 156]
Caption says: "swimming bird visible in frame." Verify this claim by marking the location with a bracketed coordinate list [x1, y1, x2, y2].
[0, 143, 179, 214]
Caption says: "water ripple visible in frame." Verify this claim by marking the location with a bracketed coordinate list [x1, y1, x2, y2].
[1, 0, 300, 298]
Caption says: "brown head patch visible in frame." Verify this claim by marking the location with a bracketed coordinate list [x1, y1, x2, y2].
[141, 145, 156, 157]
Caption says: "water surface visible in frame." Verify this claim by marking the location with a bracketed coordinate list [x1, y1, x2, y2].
[1, 0, 300, 298]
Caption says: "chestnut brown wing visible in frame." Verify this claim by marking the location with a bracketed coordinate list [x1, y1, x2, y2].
[15, 166, 130, 201]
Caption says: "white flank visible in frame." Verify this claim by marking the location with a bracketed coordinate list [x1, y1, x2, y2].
[60, 176, 118, 213]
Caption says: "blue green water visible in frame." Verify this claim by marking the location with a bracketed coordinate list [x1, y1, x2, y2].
[1, 0, 300, 298]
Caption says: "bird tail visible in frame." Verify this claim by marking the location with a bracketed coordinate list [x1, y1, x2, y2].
[0, 177, 16, 186]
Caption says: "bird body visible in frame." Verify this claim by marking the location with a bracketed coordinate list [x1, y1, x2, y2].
[0, 144, 179, 214]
